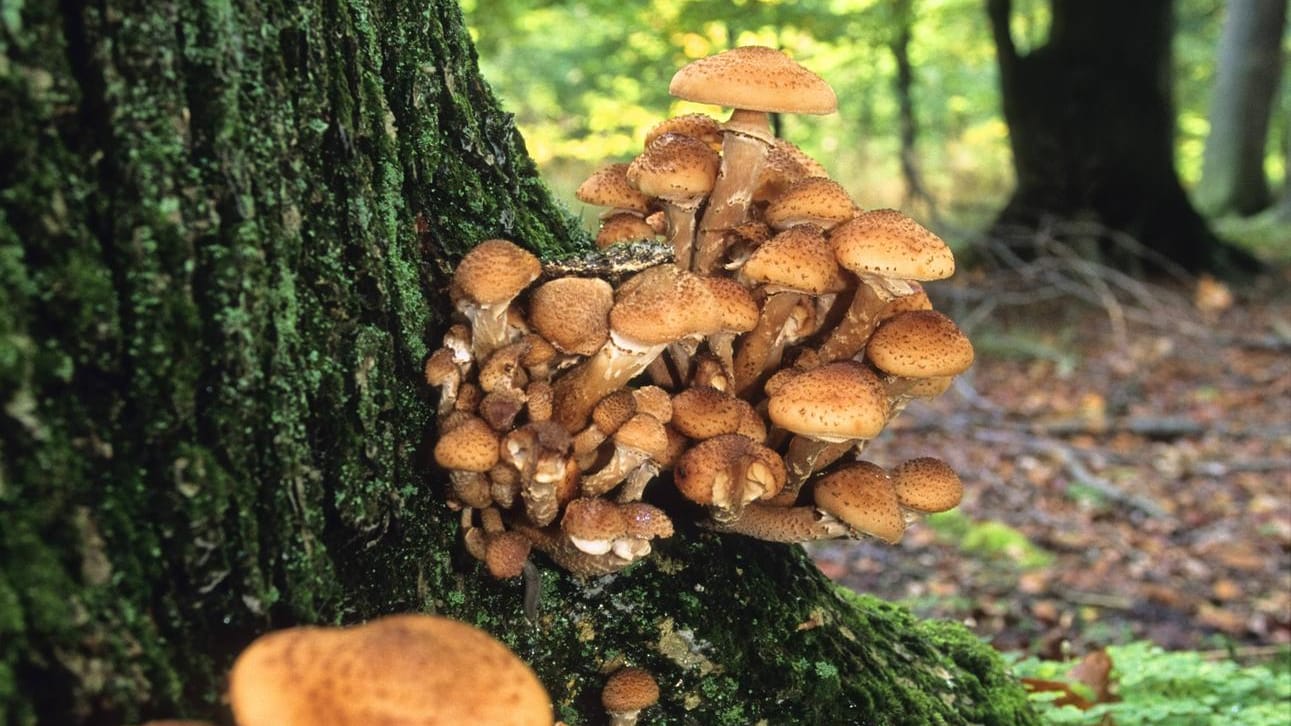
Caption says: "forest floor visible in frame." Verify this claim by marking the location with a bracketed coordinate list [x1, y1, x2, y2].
[808, 262, 1291, 660]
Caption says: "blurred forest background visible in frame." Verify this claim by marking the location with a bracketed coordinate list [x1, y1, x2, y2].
[464, 0, 1291, 718]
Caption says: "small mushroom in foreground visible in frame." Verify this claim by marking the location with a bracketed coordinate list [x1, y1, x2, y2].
[812, 462, 906, 544]
[891, 457, 963, 515]
[602, 667, 660, 726]
[452, 239, 542, 359]
[228, 614, 553, 726]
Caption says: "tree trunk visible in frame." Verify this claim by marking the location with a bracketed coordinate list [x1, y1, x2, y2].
[1195, 0, 1287, 216]
[0, 1, 1036, 724]
[890, 0, 940, 223]
[985, 0, 1258, 274]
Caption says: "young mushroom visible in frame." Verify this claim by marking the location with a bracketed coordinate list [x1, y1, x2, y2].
[228, 614, 554, 726]
[673, 433, 786, 523]
[627, 133, 721, 270]
[812, 462, 907, 544]
[601, 667, 661, 726]
[451, 239, 542, 360]
[669, 46, 838, 274]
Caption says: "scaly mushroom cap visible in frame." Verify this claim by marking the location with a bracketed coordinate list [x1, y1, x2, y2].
[433, 416, 500, 472]
[620, 502, 675, 539]
[670, 386, 751, 440]
[767, 361, 888, 442]
[627, 133, 721, 203]
[597, 213, 659, 248]
[529, 277, 614, 356]
[644, 113, 723, 150]
[699, 275, 760, 332]
[669, 46, 837, 116]
[228, 614, 553, 726]
[593, 390, 639, 435]
[612, 413, 670, 463]
[866, 310, 974, 378]
[610, 265, 724, 347]
[673, 434, 785, 508]
[741, 225, 843, 294]
[485, 531, 533, 579]
[424, 348, 459, 387]
[764, 177, 858, 231]
[576, 163, 652, 214]
[631, 386, 674, 424]
[601, 667, 660, 725]
[562, 497, 628, 546]
[831, 209, 955, 281]
[879, 284, 933, 319]
[453, 239, 542, 307]
[892, 457, 963, 513]
[813, 462, 906, 544]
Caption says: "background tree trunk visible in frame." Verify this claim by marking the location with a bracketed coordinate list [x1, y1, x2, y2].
[1195, 0, 1287, 216]
[984, 0, 1257, 274]
[890, 0, 940, 223]
[0, 1, 1036, 724]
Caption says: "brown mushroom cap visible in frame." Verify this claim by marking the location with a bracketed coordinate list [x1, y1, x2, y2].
[891, 457, 963, 513]
[699, 275, 760, 332]
[434, 416, 500, 472]
[741, 225, 842, 294]
[673, 434, 785, 508]
[644, 113, 723, 150]
[228, 614, 553, 726]
[612, 413, 671, 463]
[631, 386, 674, 424]
[764, 177, 858, 231]
[602, 667, 660, 719]
[529, 277, 614, 356]
[609, 265, 724, 347]
[453, 239, 542, 306]
[620, 502, 675, 539]
[597, 213, 659, 248]
[576, 163, 652, 214]
[485, 530, 534, 579]
[562, 497, 628, 541]
[831, 209, 955, 281]
[813, 462, 906, 544]
[767, 361, 888, 442]
[670, 386, 749, 440]
[866, 310, 974, 378]
[627, 133, 721, 202]
[669, 46, 837, 115]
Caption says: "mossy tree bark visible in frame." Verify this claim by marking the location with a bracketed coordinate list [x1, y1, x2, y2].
[0, 1, 1036, 724]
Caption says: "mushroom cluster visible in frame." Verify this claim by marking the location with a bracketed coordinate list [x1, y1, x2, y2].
[427, 46, 974, 578]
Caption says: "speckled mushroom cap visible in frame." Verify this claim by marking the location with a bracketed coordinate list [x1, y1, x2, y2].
[485, 531, 533, 579]
[741, 225, 843, 294]
[673, 433, 780, 506]
[831, 209, 955, 281]
[576, 163, 653, 214]
[764, 177, 858, 231]
[609, 265, 724, 347]
[613, 413, 670, 462]
[601, 667, 660, 719]
[644, 113, 723, 150]
[669, 46, 837, 115]
[670, 386, 749, 440]
[453, 239, 542, 306]
[596, 213, 659, 248]
[561, 497, 628, 541]
[228, 614, 554, 726]
[529, 277, 614, 356]
[767, 361, 887, 441]
[866, 309, 974, 378]
[813, 462, 906, 544]
[891, 457, 963, 513]
[592, 390, 638, 435]
[620, 502, 675, 539]
[433, 415, 500, 472]
[627, 133, 721, 202]
[631, 386, 674, 423]
[771, 137, 829, 178]
[699, 275, 760, 332]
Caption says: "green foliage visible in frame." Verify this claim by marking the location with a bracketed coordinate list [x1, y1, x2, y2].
[926, 510, 1055, 569]
[1012, 642, 1291, 725]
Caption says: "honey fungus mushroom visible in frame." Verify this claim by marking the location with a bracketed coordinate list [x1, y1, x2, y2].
[451, 239, 542, 359]
[601, 667, 660, 726]
[670, 46, 838, 273]
[228, 614, 554, 726]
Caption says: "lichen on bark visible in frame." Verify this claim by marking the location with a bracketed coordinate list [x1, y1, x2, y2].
[0, 0, 1035, 724]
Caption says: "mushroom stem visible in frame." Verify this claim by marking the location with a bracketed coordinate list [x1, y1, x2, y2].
[733, 292, 804, 396]
[693, 113, 773, 273]
[770, 437, 857, 505]
[663, 200, 701, 270]
[551, 335, 666, 432]
[707, 503, 849, 542]
[815, 280, 893, 363]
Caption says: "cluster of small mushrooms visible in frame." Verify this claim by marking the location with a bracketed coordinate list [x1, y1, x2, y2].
[428, 45, 972, 581]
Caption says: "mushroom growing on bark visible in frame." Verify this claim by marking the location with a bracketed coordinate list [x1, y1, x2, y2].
[601, 667, 661, 726]
[451, 239, 542, 360]
[228, 614, 553, 726]
[669, 46, 837, 273]
[627, 132, 720, 270]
